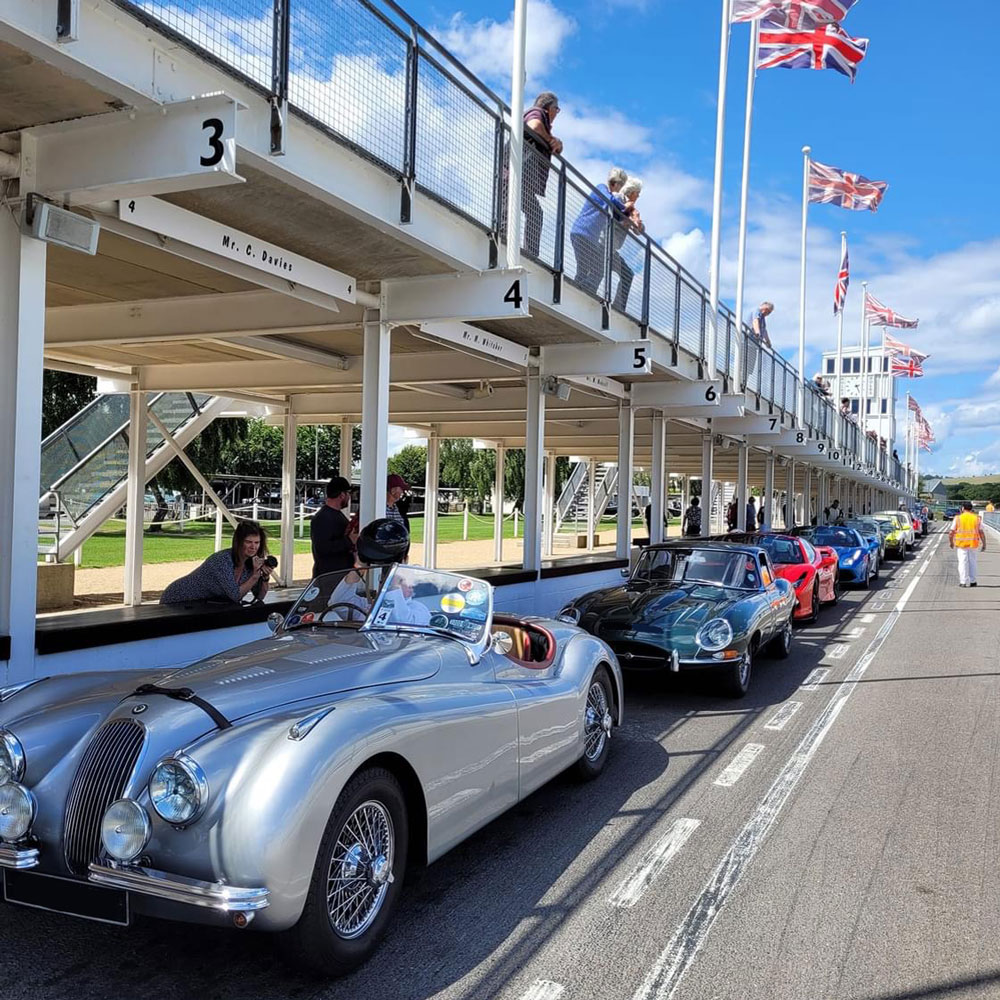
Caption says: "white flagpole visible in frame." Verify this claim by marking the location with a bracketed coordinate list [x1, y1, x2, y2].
[858, 280, 868, 431]
[905, 389, 912, 494]
[861, 314, 871, 436]
[733, 18, 760, 389]
[707, 0, 734, 380]
[797, 144, 811, 426]
[505, 0, 528, 269]
[833, 230, 847, 446]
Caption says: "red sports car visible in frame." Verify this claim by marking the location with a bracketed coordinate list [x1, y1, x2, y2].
[720, 532, 839, 623]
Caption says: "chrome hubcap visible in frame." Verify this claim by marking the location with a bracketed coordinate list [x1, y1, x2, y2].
[584, 681, 611, 761]
[739, 651, 751, 685]
[327, 800, 394, 939]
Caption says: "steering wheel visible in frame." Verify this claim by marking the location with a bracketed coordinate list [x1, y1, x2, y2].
[322, 603, 367, 623]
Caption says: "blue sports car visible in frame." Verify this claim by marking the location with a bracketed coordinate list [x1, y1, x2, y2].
[791, 526, 874, 589]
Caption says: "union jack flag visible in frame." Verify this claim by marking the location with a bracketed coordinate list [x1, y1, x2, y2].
[907, 395, 922, 416]
[757, 21, 869, 83]
[732, 1, 858, 27]
[867, 294, 919, 329]
[885, 331, 928, 362]
[834, 239, 849, 315]
[808, 160, 887, 212]
[892, 355, 924, 378]
[918, 416, 934, 451]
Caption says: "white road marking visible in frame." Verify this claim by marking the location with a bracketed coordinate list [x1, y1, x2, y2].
[764, 701, 802, 731]
[825, 644, 849, 661]
[870, 603, 885, 611]
[632, 534, 944, 1000]
[847, 626, 865, 639]
[520, 981, 565, 1000]
[609, 818, 701, 909]
[713, 744, 765, 787]
[800, 668, 829, 691]
[859, 613, 875, 623]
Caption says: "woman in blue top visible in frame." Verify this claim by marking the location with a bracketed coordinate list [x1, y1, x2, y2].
[161, 520, 272, 605]
[570, 166, 627, 294]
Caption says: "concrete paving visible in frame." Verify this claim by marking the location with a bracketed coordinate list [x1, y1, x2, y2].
[7, 523, 996, 1000]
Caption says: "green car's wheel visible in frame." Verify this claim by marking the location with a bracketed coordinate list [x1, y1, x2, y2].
[723, 640, 754, 698]
[769, 619, 793, 660]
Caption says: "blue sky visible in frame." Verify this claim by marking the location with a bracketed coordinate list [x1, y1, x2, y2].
[388, 0, 1000, 477]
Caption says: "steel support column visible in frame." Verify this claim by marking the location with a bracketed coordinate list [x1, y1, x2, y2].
[785, 460, 796, 529]
[617, 400, 634, 558]
[586, 459, 596, 552]
[544, 451, 557, 557]
[522, 375, 545, 572]
[339, 418, 353, 482]
[494, 443, 505, 563]
[279, 412, 297, 586]
[650, 413, 666, 544]
[736, 441, 749, 531]
[763, 453, 775, 530]
[701, 433, 714, 537]
[123, 389, 148, 606]
[0, 213, 46, 679]
[359, 309, 390, 529]
[425, 431, 440, 568]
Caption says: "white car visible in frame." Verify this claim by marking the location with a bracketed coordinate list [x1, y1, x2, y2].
[877, 510, 915, 547]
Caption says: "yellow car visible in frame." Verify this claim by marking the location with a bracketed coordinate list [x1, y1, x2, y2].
[872, 513, 909, 559]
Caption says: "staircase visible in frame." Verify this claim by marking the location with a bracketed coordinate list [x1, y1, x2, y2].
[40, 392, 233, 561]
[553, 462, 619, 538]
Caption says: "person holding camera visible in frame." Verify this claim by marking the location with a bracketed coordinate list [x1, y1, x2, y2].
[161, 520, 273, 604]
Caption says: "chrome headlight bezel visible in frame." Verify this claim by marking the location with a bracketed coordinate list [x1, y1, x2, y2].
[696, 618, 734, 652]
[556, 606, 581, 625]
[0, 783, 35, 842]
[101, 798, 152, 862]
[0, 730, 25, 786]
[148, 754, 208, 827]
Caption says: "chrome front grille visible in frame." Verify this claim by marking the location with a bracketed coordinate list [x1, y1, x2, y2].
[64, 718, 146, 875]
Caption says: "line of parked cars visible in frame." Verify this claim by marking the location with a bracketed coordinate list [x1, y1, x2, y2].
[0, 509, 927, 976]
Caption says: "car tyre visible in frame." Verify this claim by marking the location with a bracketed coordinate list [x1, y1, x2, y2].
[574, 666, 614, 781]
[282, 767, 409, 978]
[722, 640, 754, 699]
[808, 581, 820, 624]
[829, 573, 840, 605]
[769, 619, 793, 660]
[872, 555, 880, 581]
[859, 561, 871, 590]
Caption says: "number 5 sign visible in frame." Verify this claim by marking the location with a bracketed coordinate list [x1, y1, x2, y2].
[28, 95, 242, 204]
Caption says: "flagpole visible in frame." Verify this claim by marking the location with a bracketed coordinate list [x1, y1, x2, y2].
[707, 0, 733, 381]
[833, 230, 847, 447]
[797, 144, 811, 426]
[905, 388, 912, 495]
[733, 18, 759, 390]
[861, 314, 870, 437]
[858, 280, 867, 433]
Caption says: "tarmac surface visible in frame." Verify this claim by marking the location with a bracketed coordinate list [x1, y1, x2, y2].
[7, 522, 1000, 1000]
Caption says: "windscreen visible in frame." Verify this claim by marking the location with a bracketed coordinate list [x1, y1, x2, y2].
[634, 547, 760, 589]
[756, 536, 804, 565]
[811, 527, 862, 548]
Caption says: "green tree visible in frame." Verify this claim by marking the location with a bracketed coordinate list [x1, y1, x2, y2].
[388, 444, 427, 488]
[42, 371, 97, 437]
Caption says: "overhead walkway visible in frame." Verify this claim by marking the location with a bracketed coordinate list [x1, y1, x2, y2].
[39, 392, 232, 561]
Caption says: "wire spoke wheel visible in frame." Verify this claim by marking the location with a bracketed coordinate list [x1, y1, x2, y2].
[326, 800, 395, 940]
[584, 679, 611, 762]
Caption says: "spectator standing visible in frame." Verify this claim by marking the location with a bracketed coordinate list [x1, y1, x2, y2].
[757, 502, 767, 529]
[611, 177, 644, 312]
[727, 496, 739, 532]
[570, 167, 627, 295]
[310, 475, 356, 578]
[521, 92, 562, 259]
[950, 501, 986, 587]
[745, 301, 773, 379]
[746, 496, 756, 530]
[386, 474, 410, 531]
[682, 496, 702, 537]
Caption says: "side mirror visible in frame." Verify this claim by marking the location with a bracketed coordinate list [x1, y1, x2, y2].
[492, 630, 513, 655]
[267, 612, 284, 634]
[620, 568, 630, 578]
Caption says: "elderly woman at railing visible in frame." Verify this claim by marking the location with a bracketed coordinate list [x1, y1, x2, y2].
[610, 177, 644, 312]
[570, 166, 627, 295]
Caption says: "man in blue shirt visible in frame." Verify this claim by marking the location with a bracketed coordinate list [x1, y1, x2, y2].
[570, 167, 627, 294]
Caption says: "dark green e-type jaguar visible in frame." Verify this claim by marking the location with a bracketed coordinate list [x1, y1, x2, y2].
[558, 540, 796, 697]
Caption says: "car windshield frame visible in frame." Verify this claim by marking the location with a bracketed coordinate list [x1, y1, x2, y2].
[632, 546, 764, 591]
[796, 526, 863, 549]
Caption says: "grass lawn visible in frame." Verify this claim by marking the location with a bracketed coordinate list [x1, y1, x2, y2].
[41, 512, 670, 570]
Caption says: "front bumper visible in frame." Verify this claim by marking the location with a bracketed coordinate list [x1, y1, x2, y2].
[0, 843, 40, 870]
[88, 861, 270, 913]
[839, 562, 867, 582]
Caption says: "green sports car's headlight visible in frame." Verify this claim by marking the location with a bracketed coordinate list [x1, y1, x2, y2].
[148, 755, 208, 826]
[0, 730, 25, 786]
[557, 606, 581, 625]
[696, 618, 734, 652]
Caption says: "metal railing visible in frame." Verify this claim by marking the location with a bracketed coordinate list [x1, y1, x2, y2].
[109, 0, 898, 481]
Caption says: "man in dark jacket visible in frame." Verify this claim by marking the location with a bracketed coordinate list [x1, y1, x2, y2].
[310, 476, 356, 577]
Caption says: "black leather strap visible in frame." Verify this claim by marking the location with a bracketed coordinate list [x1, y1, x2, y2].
[131, 683, 232, 730]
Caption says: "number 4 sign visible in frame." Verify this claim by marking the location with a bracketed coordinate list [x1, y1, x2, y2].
[382, 269, 531, 324]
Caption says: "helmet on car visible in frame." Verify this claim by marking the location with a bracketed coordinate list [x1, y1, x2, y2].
[356, 518, 410, 566]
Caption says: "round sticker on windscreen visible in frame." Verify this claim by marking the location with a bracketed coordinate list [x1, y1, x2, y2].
[303, 585, 320, 602]
[429, 613, 449, 629]
[300, 612, 315, 625]
[457, 578, 474, 592]
[465, 588, 487, 606]
[440, 593, 466, 613]
[287, 614, 301, 627]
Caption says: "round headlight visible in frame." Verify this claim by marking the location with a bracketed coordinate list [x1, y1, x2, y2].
[696, 618, 734, 652]
[0, 783, 34, 841]
[149, 756, 207, 826]
[101, 799, 151, 862]
[0, 730, 25, 786]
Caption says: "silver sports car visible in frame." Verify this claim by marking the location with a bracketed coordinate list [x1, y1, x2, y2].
[0, 564, 622, 975]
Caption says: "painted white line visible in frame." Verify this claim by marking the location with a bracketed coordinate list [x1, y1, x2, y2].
[632, 534, 944, 1000]
[859, 613, 875, 624]
[520, 981, 565, 1000]
[609, 818, 701, 909]
[870, 603, 885, 612]
[825, 644, 849, 661]
[800, 668, 829, 691]
[848, 626, 865, 639]
[713, 744, 765, 787]
[764, 701, 802, 731]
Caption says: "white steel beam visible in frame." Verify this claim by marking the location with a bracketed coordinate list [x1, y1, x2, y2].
[617, 400, 634, 558]
[650, 412, 666, 544]
[494, 444, 505, 563]
[631, 378, 724, 410]
[214, 336, 349, 370]
[737, 441, 749, 531]
[0, 213, 46, 680]
[123, 389, 147, 606]
[763, 452, 775, 530]
[382, 269, 529, 325]
[359, 310, 390, 529]
[415, 322, 530, 369]
[522, 376, 545, 573]
[338, 419, 353, 483]
[701, 432, 714, 537]
[424, 432, 440, 569]
[540, 341, 651, 378]
[280, 413, 297, 587]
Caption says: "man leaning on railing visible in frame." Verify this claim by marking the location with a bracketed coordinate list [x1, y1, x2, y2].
[520, 92, 562, 258]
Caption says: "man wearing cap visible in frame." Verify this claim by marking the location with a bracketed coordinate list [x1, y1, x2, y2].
[949, 500, 986, 587]
[310, 475, 357, 577]
[386, 474, 411, 533]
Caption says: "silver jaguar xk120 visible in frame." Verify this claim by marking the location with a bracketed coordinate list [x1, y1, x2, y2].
[0, 554, 623, 975]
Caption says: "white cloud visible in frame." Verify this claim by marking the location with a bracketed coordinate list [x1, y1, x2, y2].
[438, 0, 576, 90]
[663, 228, 709, 276]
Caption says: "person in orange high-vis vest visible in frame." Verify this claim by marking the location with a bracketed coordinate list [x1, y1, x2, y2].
[949, 501, 986, 587]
